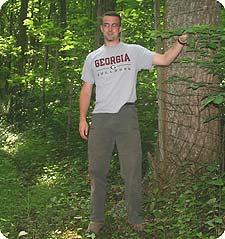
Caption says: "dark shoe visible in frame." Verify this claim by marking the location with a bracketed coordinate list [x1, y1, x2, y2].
[86, 221, 104, 235]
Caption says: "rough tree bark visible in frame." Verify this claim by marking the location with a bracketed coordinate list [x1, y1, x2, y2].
[153, 0, 222, 188]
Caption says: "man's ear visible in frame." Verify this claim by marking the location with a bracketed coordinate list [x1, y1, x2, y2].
[100, 25, 103, 33]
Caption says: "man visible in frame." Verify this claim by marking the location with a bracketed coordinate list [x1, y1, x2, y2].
[79, 11, 188, 234]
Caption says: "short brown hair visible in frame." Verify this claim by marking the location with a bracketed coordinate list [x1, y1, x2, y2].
[102, 11, 122, 26]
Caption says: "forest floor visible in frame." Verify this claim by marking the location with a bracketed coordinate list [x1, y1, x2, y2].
[0, 148, 157, 239]
[0, 127, 224, 239]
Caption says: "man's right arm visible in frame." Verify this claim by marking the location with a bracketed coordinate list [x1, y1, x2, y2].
[79, 82, 93, 140]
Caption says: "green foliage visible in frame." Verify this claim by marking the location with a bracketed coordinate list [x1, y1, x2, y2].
[1, 125, 225, 238]
[0, 0, 225, 238]
[118, 0, 155, 48]
[13, 130, 57, 185]
[202, 91, 225, 107]
[144, 162, 225, 239]
[137, 71, 158, 161]
[0, 121, 89, 238]
[0, 36, 19, 59]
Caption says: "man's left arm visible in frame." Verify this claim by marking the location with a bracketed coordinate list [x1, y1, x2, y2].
[152, 34, 188, 66]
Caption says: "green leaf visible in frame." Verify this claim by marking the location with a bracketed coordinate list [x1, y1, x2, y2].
[208, 42, 218, 50]
[214, 217, 223, 224]
[207, 198, 217, 205]
[213, 95, 224, 104]
[209, 178, 224, 186]
[202, 95, 216, 107]
[188, 82, 206, 90]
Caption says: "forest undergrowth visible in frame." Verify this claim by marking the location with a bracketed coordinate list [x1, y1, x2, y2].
[0, 119, 224, 239]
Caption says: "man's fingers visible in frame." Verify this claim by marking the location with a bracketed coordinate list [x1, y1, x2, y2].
[180, 34, 188, 41]
[79, 124, 88, 140]
[80, 130, 88, 140]
[82, 134, 88, 140]
[83, 128, 88, 140]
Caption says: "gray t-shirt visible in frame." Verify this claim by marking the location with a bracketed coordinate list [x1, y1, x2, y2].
[81, 42, 155, 113]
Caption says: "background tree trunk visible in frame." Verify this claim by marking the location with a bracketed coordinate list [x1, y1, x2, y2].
[152, 0, 168, 169]
[58, 0, 72, 139]
[154, 0, 222, 188]
[59, 0, 67, 29]
[42, 45, 48, 118]
[17, 0, 28, 76]
[41, 2, 56, 119]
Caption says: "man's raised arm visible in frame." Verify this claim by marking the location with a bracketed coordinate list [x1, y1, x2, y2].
[153, 34, 188, 66]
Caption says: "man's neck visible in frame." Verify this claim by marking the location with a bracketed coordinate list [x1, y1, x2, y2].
[104, 39, 120, 47]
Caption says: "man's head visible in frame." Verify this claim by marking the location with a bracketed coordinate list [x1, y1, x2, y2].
[101, 11, 122, 26]
[100, 11, 122, 44]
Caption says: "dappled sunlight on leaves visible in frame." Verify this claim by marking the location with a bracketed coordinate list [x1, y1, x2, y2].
[50, 229, 83, 239]
[36, 165, 65, 187]
[0, 124, 21, 155]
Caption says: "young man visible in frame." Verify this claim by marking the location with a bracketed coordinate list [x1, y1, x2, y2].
[79, 11, 188, 234]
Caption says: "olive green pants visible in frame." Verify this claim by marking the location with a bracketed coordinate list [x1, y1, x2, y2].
[88, 104, 143, 224]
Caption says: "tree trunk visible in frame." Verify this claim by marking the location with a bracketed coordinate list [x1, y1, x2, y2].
[67, 78, 73, 139]
[58, 0, 73, 139]
[154, 0, 222, 188]
[151, 0, 167, 169]
[59, 0, 67, 28]
[17, 0, 28, 76]
[41, 2, 55, 119]
[42, 45, 48, 118]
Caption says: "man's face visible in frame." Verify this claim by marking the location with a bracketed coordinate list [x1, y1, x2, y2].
[101, 16, 121, 42]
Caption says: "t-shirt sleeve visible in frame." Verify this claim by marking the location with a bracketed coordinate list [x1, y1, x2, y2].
[134, 45, 155, 71]
[81, 54, 95, 84]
